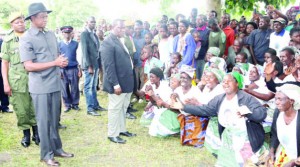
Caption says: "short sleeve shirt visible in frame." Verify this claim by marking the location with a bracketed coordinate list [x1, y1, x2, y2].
[247, 29, 273, 62]
[19, 27, 61, 94]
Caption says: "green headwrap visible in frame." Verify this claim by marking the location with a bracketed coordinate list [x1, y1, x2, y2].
[207, 47, 220, 57]
[206, 68, 225, 83]
[230, 71, 244, 89]
[234, 63, 249, 75]
[170, 73, 181, 80]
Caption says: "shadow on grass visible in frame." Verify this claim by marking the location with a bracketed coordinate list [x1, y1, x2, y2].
[0, 91, 216, 166]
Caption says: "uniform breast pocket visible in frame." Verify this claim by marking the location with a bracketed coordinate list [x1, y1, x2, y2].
[8, 72, 28, 93]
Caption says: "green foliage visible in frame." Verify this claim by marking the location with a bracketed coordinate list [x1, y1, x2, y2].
[225, 0, 296, 16]
[0, 0, 19, 30]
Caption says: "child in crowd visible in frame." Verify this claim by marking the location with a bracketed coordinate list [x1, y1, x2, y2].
[192, 31, 201, 61]
[144, 32, 153, 45]
[141, 44, 164, 83]
[165, 52, 182, 78]
[152, 43, 160, 59]
[141, 33, 153, 71]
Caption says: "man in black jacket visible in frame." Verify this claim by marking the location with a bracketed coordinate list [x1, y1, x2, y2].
[101, 19, 136, 144]
[81, 16, 106, 116]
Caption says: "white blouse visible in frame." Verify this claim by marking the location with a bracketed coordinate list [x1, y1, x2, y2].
[277, 111, 298, 160]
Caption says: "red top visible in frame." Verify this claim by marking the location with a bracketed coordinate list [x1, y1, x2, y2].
[222, 26, 235, 56]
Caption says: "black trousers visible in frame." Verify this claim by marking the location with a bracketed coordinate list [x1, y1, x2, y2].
[0, 60, 9, 111]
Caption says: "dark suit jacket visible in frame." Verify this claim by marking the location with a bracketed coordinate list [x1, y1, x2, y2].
[100, 33, 134, 94]
[80, 28, 99, 69]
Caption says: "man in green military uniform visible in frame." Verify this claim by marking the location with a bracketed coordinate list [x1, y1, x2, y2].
[1, 12, 39, 147]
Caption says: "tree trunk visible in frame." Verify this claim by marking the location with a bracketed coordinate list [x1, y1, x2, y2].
[203, 0, 223, 19]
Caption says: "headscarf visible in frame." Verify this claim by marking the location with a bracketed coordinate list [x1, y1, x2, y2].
[209, 57, 227, 72]
[234, 63, 249, 75]
[206, 68, 225, 83]
[150, 67, 164, 80]
[207, 47, 220, 57]
[276, 84, 300, 110]
[230, 71, 244, 89]
[252, 65, 263, 77]
[180, 64, 195, 79]
[170, 73, 181, 80]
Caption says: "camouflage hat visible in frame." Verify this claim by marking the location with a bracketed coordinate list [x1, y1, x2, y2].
[8, 12, 24, 23]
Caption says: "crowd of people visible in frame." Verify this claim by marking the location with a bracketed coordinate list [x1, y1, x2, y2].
[1, 1, 300, 167]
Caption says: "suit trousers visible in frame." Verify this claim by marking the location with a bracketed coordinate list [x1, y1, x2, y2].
[31, 91, 64, 160]
[107, 92, 132, 137]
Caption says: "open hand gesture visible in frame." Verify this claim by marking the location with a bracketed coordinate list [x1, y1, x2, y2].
[264, 62, 275, 75]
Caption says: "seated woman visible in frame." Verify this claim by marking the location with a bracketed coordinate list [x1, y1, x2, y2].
[203, 47, 221, 70]
[148, 74, 181, 137]
[172, 65, 209, 147]
[138, 67, 172, 127]
[267, 84, 300, 167]
[171, 72, 267, 166]
[198, 68, 225, 155]
[243, 66, 275, 132]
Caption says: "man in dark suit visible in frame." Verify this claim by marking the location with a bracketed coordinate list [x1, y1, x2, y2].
[101, 19, 136, 144]
[81, 16, 106, 116]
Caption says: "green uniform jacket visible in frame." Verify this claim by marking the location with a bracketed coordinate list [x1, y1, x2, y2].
[1, 30, 29, 93]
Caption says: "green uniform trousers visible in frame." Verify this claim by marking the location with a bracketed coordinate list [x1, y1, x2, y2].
[10, 92, 36, 130]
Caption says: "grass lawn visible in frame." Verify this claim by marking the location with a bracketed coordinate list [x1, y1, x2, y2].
[0, 91, 216, 167]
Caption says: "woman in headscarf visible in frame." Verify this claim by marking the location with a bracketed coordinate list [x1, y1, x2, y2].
[148, 73, 181, 137]
[172, 65, 209, 147]
[171, 72, 267, 166]
[199, 68, 225, 154]
[138, 67, 172, 127]
[203, 47, 221, 70]
[267, 84, 300, 167]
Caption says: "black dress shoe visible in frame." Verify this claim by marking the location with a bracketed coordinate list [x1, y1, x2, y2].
[87, 111, 101, 116]
[72, 105, 80, 111]
[41, 159, 60, 166]
[127, 107, 138, 113]
[94, 106, 107, 111]
[108, 136, 126, 144]
[64, 108, 71, 113]
[126, 112, 137, 119]
[55, 151, 74, 158]
[2, 108, 13, 113]
[120, 131, 137, 137]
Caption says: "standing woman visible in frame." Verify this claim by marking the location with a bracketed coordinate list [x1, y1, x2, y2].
[173, 20, 196, 67]
[1, 12, 39, 147]
[267, 84, 300, 167]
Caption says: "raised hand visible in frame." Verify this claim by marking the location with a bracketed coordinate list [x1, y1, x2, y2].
[264, 62, 275, 75]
